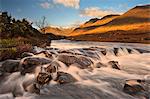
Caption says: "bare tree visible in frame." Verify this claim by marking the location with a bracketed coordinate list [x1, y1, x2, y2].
[35, 16, 48, 34]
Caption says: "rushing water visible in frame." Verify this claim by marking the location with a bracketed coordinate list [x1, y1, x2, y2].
[0, 40, 150, 99]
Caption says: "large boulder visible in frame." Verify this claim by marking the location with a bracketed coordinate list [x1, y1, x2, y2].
[58, 54, 93, 69]
[108, 61, 121, 70]
[1, 60, 20, 73]
[19, 57, 52, 75]
[57, 55, 77, 66]
[54, 72, 77, 84]
[123, 79, 149, 99]
[75, 56, 93, 69]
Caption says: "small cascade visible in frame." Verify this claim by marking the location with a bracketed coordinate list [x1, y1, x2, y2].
[0, 41, 150, 99]
[130, 48, 141, 54]
[117, 47, 129, 56]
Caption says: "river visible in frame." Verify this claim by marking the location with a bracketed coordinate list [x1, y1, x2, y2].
[0, 40, 150, 99]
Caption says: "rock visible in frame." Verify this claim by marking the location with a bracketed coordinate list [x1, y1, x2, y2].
[58, 55, 93, 69]
[94, 62, 107, 68]
[101, 50, 107, 55]
[55, 72, 77, 84]
[57, 55, 77, 66]
[1, 60, 20, 73]
[113, 48, 119, 56]
[108, 61, 121, 70]
[24, 83, 40, 94]
[58, 50, 75, 55]
[0, 72, 3, 76]
[21, 52, 34, 58]
[19, 57, 51, 75]
[126, 48, 132, 54]
[34, 51, 53, 59]
[36, 72, 52, 86]
[44, 61, 59, 74]
[75, 56, 93, 69]
[135, 48, 150, 53]
[123, 79, 149, 99]
[44, 51, 53, 59]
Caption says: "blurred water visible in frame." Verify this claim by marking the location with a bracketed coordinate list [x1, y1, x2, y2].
[51, 40, 150, 50]
[0, 40, 150, 99]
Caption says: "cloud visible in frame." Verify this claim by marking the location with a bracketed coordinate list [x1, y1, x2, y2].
[40, 2, 52, 9]
[53, 0, 80, 9]
[69, 20, 82, 27]
[80, 7, 121, 17]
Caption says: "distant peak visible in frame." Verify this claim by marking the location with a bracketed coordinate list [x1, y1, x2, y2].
[85, 18, 100, 24]
[100, 14, 120, 20]
[133, 4, 150, 9]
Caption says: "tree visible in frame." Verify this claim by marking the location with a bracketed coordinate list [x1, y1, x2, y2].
[35, 16, 48, 34]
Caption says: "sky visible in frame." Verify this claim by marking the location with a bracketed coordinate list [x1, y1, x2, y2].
[1, 0, 150, 28]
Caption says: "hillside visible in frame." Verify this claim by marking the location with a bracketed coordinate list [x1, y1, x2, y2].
[78, 14, 120, 29]
[0, 12, 64, 61]
[44, 26, 74, 36]
[68, 5, 150, 43]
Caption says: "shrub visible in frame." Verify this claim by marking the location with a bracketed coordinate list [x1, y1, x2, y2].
[16, 44, 33, 57]
[0, 47, 17, 61]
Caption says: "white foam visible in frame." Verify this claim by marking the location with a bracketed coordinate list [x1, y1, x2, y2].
[0, 41, 149, 99]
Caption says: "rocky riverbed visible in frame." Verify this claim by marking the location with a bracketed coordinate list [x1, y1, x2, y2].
[0, 41, 150, 99]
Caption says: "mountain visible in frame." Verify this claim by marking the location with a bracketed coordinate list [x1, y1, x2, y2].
[73, 14, 120, 34]
[44, 26, 74, 36]
[68, 5, 150, 43]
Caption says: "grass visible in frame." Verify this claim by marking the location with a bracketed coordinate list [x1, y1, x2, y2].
[71, 22, 150, 36]
[0, 38, 32, 61]
[80, 16, 119, 28]
[0, 38, 24, 48]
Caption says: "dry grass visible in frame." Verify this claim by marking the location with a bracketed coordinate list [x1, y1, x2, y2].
[80, 16, 119, 28]
[44, 27, 74, 36]
[70, 5, 150, 36]
[70, 22, 150, 36]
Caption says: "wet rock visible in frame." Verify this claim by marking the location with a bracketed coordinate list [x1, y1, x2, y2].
[94, 62, 107, 68]
[44, 61, 59, 74]
[0, 68, 4, 76]
[34, 51, 53, 59]
[81, 51, 100, 59]
[19, 57, 51, 75]
[21, 52, 34, 58]
[101, 50, 107, 55]
[58, 54, 93, 69]
[126, 48, 132, 54]
[55, 72, 77, 84]
[75, 56, 93, 69]
[108, 61, 121, 70]
[1, 60, 20, 73]
[135, 48, 150, 53]
[123, 79, 149, 99]
[36, 72, 52, 86]
[24, 83, 40, 94]
[58, 50, 75, 55]
[57, 55, 77, 66]
[45, 47, 59, 51]
[113, 48, 119, 56]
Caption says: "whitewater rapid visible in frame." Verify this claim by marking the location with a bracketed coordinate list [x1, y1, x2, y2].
[0, 40, 150, 99]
